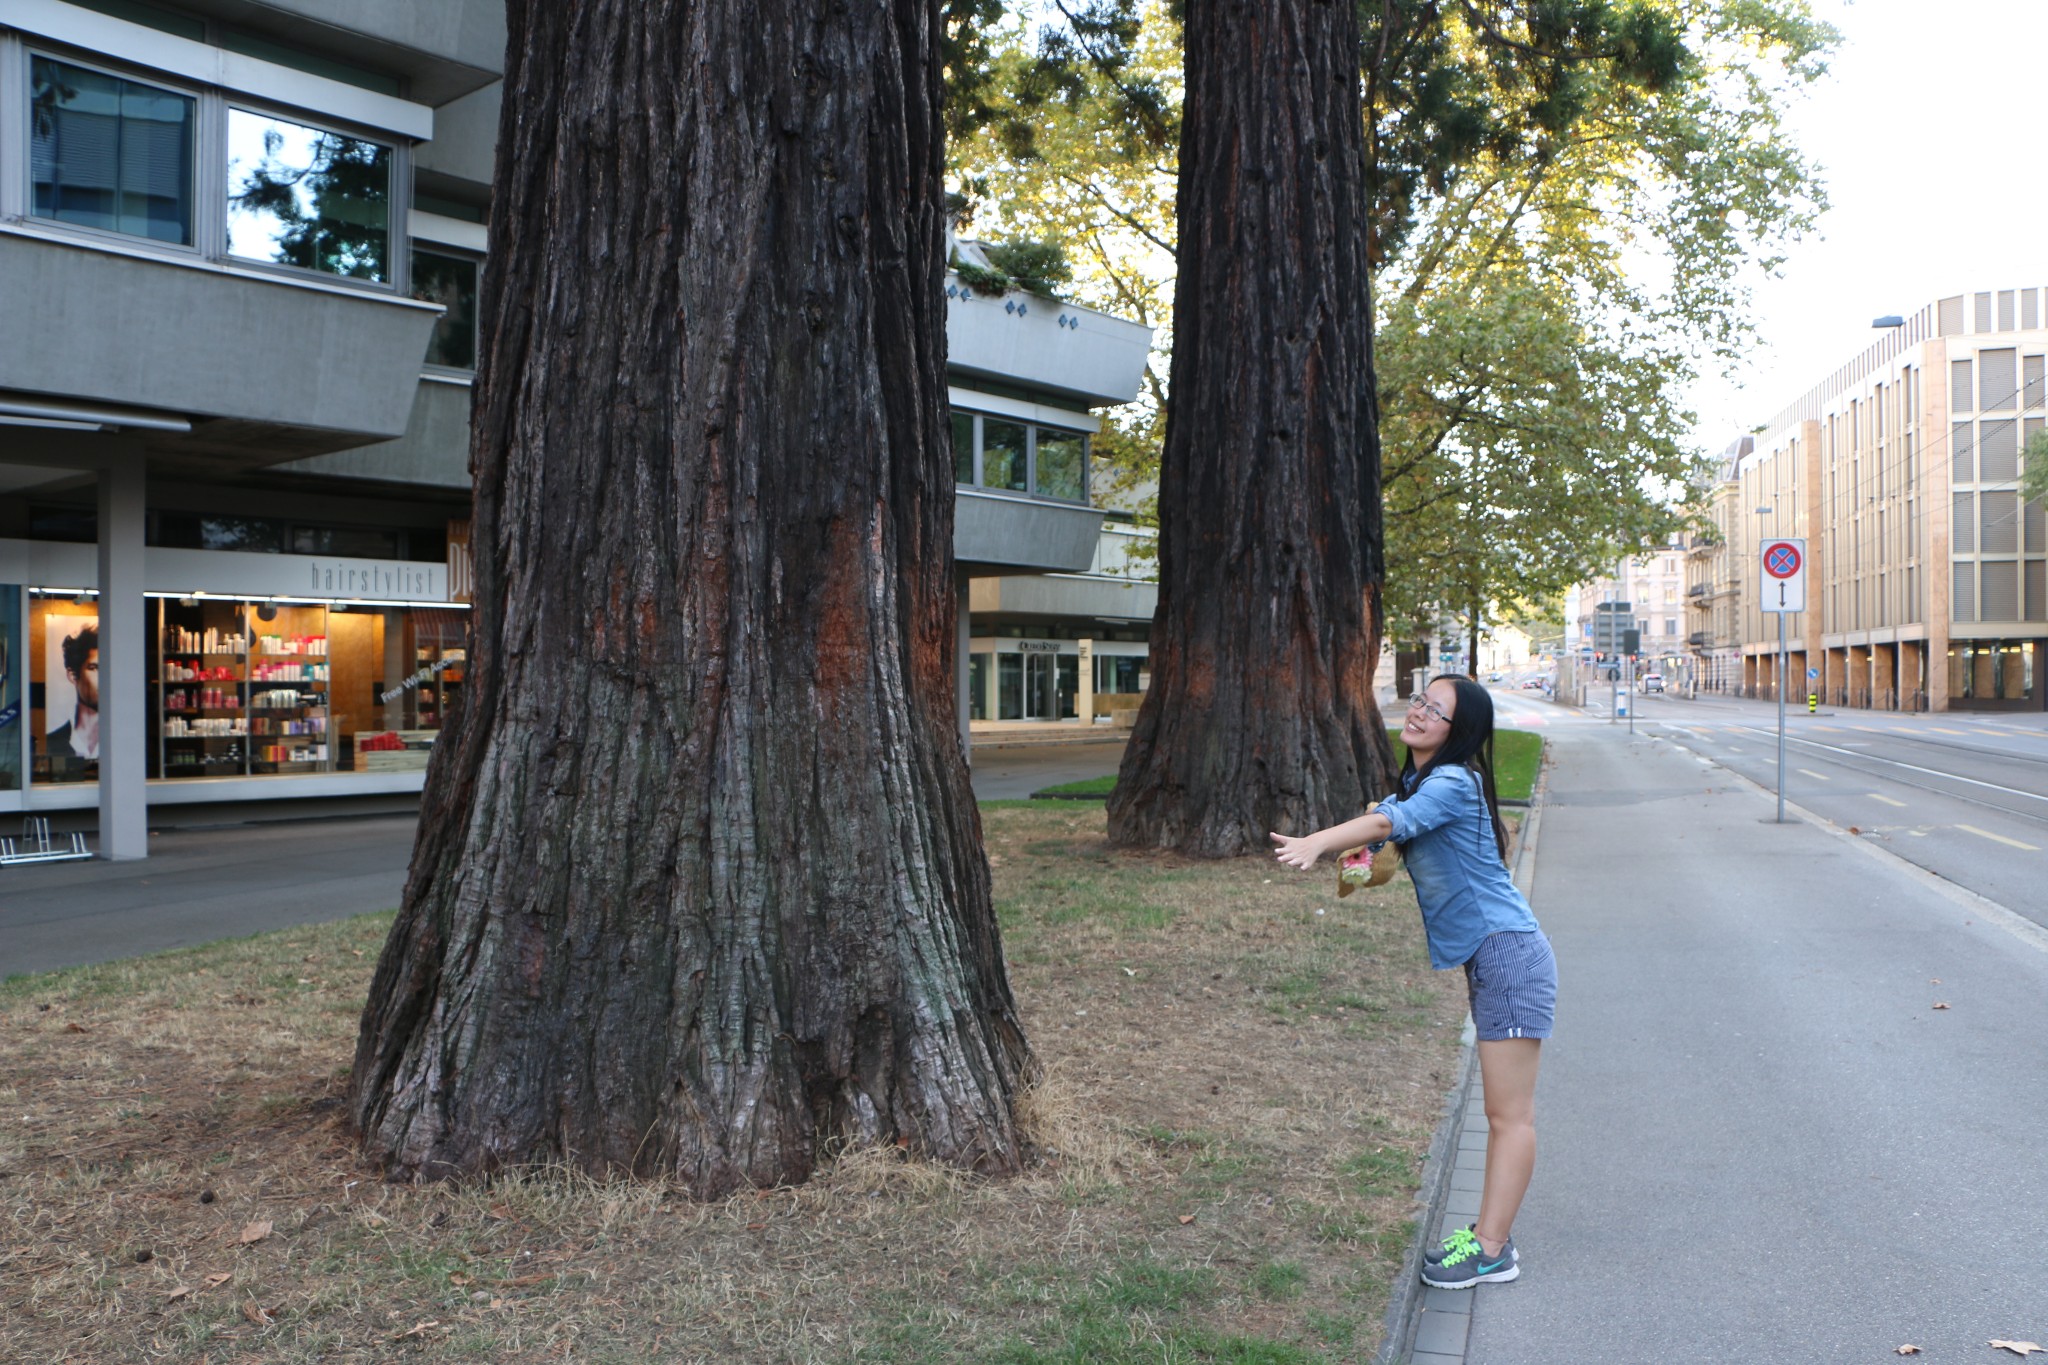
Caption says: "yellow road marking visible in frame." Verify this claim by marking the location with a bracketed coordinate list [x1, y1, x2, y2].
[1867, 793, 1907, 807]
[1956, 824, 2041, 851]
[1928, 726, 1968, 735]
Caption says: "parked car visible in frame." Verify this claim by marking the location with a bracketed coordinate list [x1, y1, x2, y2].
[1639, 672, 1665, 692]
[1518, 677, 1546, 689]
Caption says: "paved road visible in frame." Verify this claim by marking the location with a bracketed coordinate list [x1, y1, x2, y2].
[1615, 692, 2048, 925]
[1466, 721, 2048, 1362]
[0, 740, 1130, 978]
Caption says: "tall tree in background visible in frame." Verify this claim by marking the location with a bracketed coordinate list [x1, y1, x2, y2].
[352, 0, 1030, 1191]
[1104, 0, 1389, 857]
[952, 1, 1828, 744]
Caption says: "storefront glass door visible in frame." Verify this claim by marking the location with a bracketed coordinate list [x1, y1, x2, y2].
[1023, 652, 1057, 719]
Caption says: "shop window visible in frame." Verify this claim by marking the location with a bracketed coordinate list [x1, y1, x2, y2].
[997, 653, 1023, 720]
[27, 595, 104, 786]
[29, 506, 96, 543]
[154, 513, 286, 553]
[226, 108, 391, 281]
[967, 652, 989, 721]
[291, 525, 400, 558]
[412, 248, 479, 369]
[0, 587, 21, 793]
[30, 56, 196, 246]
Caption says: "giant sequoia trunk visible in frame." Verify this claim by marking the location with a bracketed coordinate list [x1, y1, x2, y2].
[1107, 0, 1396, 857]
[350, 0, 1030, 1192]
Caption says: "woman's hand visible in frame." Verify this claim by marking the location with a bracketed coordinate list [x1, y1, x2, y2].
[1269, 830, 1325, 871]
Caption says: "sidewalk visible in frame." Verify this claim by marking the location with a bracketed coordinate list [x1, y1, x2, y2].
[1446, 721, 2048, 1361]
[0, 740, 1128, 978]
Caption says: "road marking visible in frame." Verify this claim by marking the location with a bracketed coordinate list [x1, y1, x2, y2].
[1797, 768, 1830, 781]
[1868, 793, 1907, 807]
[1956, 824, 2041, 851]
[1728, 727, 2048, 805]
[1812, 725, 1841, 732]
[1929, 726, 1969, 736]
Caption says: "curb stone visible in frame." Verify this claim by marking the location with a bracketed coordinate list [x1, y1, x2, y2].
[1376, 744, 1551, 1365]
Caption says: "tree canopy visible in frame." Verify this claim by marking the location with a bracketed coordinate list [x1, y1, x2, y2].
[947, 0, 1837, 631]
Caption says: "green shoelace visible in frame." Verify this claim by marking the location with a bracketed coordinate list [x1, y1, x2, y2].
[1437, 1227, 1483, 1265]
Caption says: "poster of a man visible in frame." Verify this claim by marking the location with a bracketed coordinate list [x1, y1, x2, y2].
[46, 617, 100, 763]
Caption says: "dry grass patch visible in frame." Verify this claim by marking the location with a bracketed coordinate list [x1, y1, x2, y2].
[1, 803, 1466, 1363]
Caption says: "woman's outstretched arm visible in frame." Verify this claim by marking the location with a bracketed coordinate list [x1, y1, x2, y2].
[1269, 810, 1395, 870]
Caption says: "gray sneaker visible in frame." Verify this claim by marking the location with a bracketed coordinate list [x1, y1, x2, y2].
[1421, 1232, 1519, 1288]
[1423, 1225, 1520, 1267]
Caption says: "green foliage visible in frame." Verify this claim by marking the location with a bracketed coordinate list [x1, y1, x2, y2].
[946, 0, 1835, 628]
[954, 260, 1014, 296]
[2024, 429, 2048, 506]
[984, 238, 1074, 296]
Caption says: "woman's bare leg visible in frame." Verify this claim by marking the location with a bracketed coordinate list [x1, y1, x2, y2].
[1474, 1037, 1541, 1257]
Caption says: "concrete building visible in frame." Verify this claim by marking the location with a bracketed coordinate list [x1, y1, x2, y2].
[0, 0, 1152, 855]
[1688, 289, 2048, 712]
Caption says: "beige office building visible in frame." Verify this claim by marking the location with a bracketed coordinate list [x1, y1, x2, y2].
[1694, 289, 2048, 711]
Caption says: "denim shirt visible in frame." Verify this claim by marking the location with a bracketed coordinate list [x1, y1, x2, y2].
[1375, 764, 1540, 970]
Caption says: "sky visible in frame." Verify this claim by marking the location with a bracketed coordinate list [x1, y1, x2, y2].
[1683, 0, 2048, 452]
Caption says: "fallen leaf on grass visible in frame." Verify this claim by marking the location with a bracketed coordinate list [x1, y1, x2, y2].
[242, 1301, 272, 1326]
[205, 1273, 231, 1287]
[448, 1272, 472, 1286]
[498, 1274, 553, 1288]
[64, 1022, 87, 1034]
[166, 1286, 194, 1303]
[1177, 1214, 1196, 1225]
[238, 1220, 273, 1244]
[394, 1320, 441, 1340]
[1991, 1344, 2045, 1358]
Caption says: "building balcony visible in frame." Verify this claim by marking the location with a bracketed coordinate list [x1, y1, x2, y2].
[946, 277, 1153, 408]
[1689, 631, 1712, 647]
[956, 488, 1105, 575]
[0, 232, 439, 469]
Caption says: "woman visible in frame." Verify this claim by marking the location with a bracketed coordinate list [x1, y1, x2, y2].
[1270, 674, 1555, 1289]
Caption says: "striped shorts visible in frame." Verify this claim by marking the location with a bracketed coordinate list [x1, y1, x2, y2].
[1463, 929, 1557, 1041]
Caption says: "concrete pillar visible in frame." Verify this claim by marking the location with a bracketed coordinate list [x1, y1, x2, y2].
[956, 571, 972, 763]
[1076, 638, 1094, 724]
[96, 450, 148, 859]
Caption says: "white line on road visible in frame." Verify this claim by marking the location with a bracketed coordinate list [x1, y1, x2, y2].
[1956, 824, 2042, 851]
[1730, 727, 2048, 805]
[1868, 793, 1907, 807]
[1797, 768, 1830, 781]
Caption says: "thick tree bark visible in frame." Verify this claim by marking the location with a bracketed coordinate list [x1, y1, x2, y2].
[350, 0, 1030, 1193]
[1107, 0, 1396, 857]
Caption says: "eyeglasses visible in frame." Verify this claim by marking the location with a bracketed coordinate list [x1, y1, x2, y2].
[1406, 694, 1450, 725]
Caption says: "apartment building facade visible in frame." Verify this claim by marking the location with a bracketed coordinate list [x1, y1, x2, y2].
[0, 0, 1153, 855]
[1685, 289, 2048, 711]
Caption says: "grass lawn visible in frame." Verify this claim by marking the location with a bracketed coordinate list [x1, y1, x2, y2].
[1040, 730, 1543, 804]
[0, 804, 1467, 1364]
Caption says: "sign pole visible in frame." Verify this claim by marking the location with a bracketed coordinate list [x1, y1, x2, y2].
[1627, 651, 1635, 735]
[1776, 609, 1787, 823]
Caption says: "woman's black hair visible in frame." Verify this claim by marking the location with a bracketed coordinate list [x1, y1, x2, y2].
[1398, 675, 1511, 864]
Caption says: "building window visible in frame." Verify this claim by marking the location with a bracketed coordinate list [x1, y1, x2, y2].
[226, 108, 392, 281]
[952, 413, 976, 484]
[1035, 427, 1087, 502]
[29, 57, 195, 245]
[982, 420, 1029, 493]
[411, 249, 479, 369]
[950, 409, 1092, 504]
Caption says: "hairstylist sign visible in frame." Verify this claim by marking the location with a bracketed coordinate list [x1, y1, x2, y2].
[145, 548, 452, 602]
